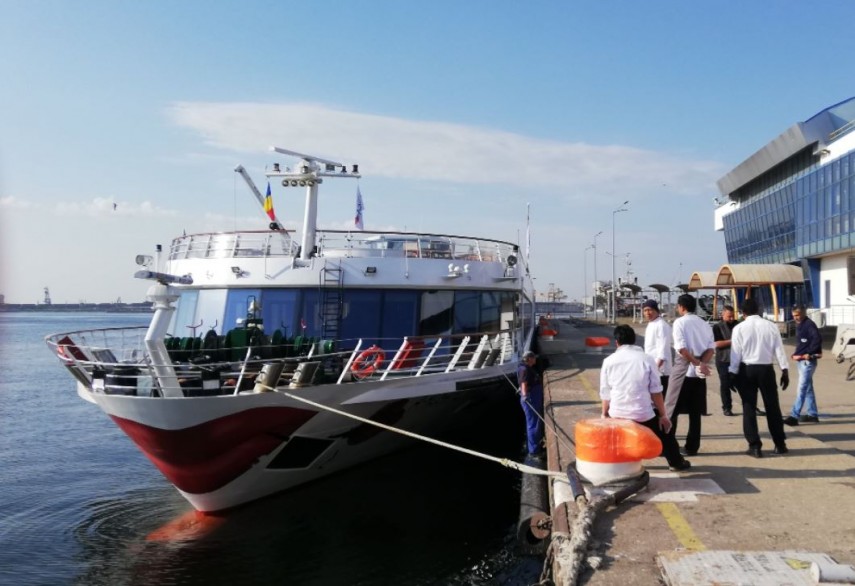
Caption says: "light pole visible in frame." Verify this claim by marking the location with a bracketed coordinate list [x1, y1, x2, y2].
[584, 244, 594, 317]
[592, 231, 602, 321]
[611, 201, 629, 324]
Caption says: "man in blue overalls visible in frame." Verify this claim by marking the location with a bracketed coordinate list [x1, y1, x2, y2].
[518, 350, 545, 457]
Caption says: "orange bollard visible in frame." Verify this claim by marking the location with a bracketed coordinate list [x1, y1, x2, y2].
[574, 418, 662, 485]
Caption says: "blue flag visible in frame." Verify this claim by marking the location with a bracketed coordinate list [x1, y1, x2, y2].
[354, 186, 364, 230]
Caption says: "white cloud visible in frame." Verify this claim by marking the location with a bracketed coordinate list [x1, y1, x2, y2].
[0, 196, 33, 209]
[166, 101, 727, 202]
[53, 197, 177, 217]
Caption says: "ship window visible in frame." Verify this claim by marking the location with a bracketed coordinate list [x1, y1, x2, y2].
[195, 289, 228, 335]
[453, 291, 480, 334]
[169, 290, 199, 336]
[380, 291, 419, 344]
[480, 292, 500, 332]
[299, 289, 320, 338]
[224, 289, 262, 329]
[340, 290, 382, 349]
[261, 289, 299, 339]
[419, 290, 453, 336]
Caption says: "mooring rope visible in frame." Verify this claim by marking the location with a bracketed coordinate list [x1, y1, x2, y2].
[257, 382, 567, 480]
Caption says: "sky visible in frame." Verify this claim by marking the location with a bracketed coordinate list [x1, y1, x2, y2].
[2, 1, 855, 304]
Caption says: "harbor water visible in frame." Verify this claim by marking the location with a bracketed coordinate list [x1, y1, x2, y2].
[0, 312, 542, 585]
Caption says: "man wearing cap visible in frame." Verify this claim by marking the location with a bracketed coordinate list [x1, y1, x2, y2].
[518, 350, 545, 457]
[642, 299, 672, 390]
[600, 325, 690, 471]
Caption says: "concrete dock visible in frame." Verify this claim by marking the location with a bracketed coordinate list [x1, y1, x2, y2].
[540, 317, 855, 585]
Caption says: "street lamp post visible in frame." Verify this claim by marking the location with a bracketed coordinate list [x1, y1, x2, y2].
[592, 231, 602, 321]
[583, 244, 594, 318]
[611, 201, 629, 324]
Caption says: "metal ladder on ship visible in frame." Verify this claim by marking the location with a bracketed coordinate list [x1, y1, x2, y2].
[319, 262, 344, 354]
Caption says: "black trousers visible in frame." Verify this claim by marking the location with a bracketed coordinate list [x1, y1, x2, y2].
[673, 376, 705, 453]
[736, 364, 787, 449]
[716, 361, 732, 411]
[638, 416, 683, 467]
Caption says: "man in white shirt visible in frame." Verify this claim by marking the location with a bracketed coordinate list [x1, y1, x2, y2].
[729, 298, 790, 458]
[600, 325, 690, 471]
[663, 294, 715, 457]
[642, 299, 672, 390]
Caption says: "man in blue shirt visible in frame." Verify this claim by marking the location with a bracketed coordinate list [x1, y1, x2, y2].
[518, 351, 545, 457]
[784, 305, 823, 426]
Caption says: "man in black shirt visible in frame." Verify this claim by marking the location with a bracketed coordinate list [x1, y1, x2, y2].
[713, 305, 737, 416]
[783, 305, 823, 426]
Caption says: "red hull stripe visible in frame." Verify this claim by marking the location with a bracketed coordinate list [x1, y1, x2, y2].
[111, 406, 317, 494]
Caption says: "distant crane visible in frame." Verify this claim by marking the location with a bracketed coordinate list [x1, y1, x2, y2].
[44, 287, 52, 305]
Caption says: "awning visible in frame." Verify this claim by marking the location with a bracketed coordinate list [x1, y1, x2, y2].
[648, 283, 671, 293]
[715, 264, 803, 286]
[687, 271, 719, 291]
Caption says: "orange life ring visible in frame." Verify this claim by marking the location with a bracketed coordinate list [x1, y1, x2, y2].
[351, 345, 386, 379]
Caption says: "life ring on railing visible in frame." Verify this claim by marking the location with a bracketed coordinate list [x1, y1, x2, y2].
[351, 345, 386, 379]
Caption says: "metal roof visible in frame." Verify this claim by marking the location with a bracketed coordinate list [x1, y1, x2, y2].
[716, 96, 855, 196]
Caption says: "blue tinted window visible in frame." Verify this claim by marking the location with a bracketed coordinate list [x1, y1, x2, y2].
[261, 289, 299, 338]
[224, 289, 262, 330]
[480, 292, 501, 332]
[453, 291, 480, 334]
[420, 291, 453, 336]
[340, 290, 382, 349]
[380, 291, 419, 344]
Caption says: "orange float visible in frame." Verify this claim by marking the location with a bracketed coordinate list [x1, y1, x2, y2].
[351, 345, 386, 379]
[574, 418, 662, 485]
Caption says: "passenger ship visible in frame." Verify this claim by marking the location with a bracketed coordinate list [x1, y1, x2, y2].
[46, 147, 537, 512]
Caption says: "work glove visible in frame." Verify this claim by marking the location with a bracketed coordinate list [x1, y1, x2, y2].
[780, 369, 789, 390]
[727, 371, 739, 393]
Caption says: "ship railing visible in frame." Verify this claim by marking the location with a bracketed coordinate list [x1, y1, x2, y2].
[166, 230, 518, 263]
[46, 328, 517, 398]
[168, 231, 299, 260]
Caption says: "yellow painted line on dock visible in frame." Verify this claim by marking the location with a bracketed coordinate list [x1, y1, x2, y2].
[655, 502, 706, 551]
[569, 356, 601, 402]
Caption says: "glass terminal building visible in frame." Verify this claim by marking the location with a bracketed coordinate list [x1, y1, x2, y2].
[715, 96, 855, 325]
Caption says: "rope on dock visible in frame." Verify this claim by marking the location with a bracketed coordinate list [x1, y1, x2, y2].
[558, 466, 650, 586]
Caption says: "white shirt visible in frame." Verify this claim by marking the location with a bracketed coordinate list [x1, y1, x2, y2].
[729, 315, 789, 373]
[673, 313, 715, 377]
[600, 345, 662, 422]
[644, 316, 673, 376]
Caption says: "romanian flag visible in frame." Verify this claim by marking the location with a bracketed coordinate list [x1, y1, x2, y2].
[264, 182, 276, 221]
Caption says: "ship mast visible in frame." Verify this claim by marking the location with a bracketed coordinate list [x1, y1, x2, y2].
[266, 147, 360, 261]
[234, 147, 361, 262]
